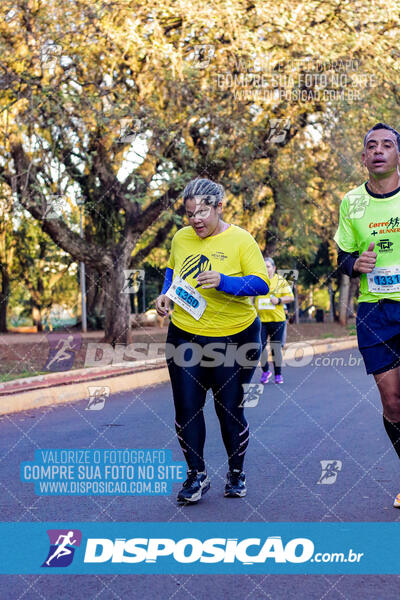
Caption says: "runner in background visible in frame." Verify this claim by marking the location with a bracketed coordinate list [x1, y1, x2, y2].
[334, 123, 400, 508]
[155, 178, 269, 503]
[255, 257, 294, 384]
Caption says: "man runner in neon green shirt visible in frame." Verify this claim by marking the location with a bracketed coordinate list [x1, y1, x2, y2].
[334, 122, 400, 508]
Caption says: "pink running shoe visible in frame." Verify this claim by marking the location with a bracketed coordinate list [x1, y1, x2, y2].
[260, 370, 272, 384]
[275, 375, 283, 384]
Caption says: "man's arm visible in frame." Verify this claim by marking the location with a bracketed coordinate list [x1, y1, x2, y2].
[337, 247, 359, 278]
[337, 243, 377, 277]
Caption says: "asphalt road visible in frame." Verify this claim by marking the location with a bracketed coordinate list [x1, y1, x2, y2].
[0, 348, 399, 599]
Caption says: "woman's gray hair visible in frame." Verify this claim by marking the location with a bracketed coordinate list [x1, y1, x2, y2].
[265, 256, 275, 267]
[182, 178, 225, 207]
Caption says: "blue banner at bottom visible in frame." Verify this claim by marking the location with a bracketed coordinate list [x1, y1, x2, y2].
[0, 522, 398, 574]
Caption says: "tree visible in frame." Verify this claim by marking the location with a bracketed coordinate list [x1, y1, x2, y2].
[0, 188, 15, 332]
[14, 217, 77, 331]
[0, 0, 398, 342]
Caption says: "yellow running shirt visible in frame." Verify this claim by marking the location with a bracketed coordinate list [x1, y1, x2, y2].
[167, 224, 269, 336]
[255, 273, 294, 322]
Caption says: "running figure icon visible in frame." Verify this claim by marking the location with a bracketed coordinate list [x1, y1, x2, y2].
[45, 531, 77, 566]
[46, 335, 75, 370]
[317, 460, 343, 485]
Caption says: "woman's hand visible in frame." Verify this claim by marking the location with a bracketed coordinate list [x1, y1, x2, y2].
[197, 270, 221, 289]
[155, 294, 171, 316]
[270, 295, 279, 305]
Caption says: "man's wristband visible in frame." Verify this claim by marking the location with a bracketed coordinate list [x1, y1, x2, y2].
[277, 297, 282, 305]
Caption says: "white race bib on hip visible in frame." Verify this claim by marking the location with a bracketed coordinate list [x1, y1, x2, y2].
[166, 277, 207, 321]
[367, 266, 400, 293]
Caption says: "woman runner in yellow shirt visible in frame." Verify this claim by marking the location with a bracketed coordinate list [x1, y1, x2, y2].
[155, 178, 269, 504]
[255, 257, 294, 384]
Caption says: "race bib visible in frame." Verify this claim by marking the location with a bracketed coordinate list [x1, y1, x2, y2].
[367, 266, 400, 293]
[258, 298, 274, 310]
[166, 277, 207, 321]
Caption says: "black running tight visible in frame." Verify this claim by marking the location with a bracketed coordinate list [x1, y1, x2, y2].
[166, 318, 261, 471]
[260, 320, 285, 375]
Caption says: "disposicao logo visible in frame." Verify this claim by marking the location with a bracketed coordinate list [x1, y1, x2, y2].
[42, 529, 82, 567]
[83, 536, 314, 564]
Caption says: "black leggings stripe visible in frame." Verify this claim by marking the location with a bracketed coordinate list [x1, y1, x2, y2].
[167, 318, 261, 471]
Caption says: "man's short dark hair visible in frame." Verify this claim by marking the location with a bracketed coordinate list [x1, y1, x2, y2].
[364, 123, 400, 151]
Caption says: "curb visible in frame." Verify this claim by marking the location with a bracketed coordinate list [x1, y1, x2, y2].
[0, 336, 358, 416]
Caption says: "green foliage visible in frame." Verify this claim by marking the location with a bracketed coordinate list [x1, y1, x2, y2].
[0, 0, 398, 332]
[12, 215, 78, 317]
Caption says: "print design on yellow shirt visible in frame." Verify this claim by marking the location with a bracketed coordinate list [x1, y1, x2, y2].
[179, 254, 211, 288]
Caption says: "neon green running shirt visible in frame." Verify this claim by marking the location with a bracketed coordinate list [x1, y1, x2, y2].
[334, 182, 400, 303]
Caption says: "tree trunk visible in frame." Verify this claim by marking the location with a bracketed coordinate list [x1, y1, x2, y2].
[32, 305, 43, 332]
[86, 264, 106, 327]
[327, 280, 334, 323]
[293, 283, 299, 324]
[307, 288, 313, 319]
[347, 277, 360, 318]
[103, 251, 133, 344]
[264, 157, 281, 256]
[0, 266, 9, 332]
[42, 307, 53, 331]
[338, 273, 350, 326]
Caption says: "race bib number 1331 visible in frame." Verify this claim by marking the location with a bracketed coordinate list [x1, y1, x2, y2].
[367, 266, 400, 293]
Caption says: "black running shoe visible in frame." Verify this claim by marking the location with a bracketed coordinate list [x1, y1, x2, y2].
[177, 470, 210, 504]
[224, 469, 246, 497]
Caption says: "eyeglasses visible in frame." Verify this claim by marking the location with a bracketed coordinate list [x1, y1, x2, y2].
[185, 208, 212, 220]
